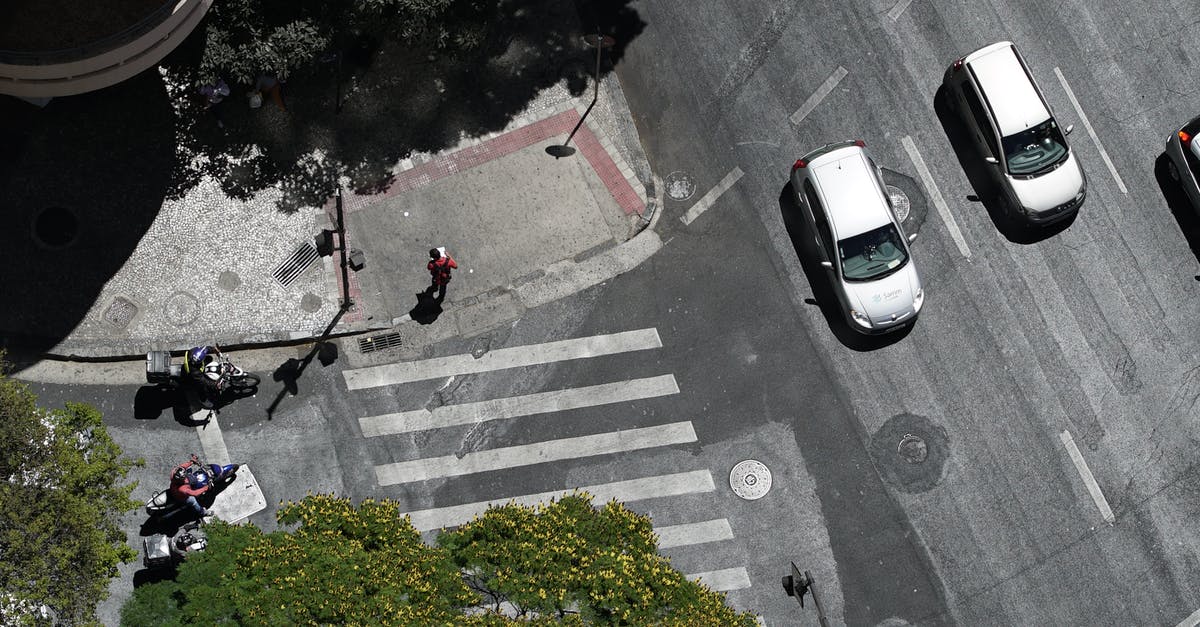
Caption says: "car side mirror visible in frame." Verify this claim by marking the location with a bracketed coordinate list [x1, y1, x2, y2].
[908, 233, 917, 243]
[1064, 124, 1074, 135]
[984, 156, 999, 164]
[820, 261, 833, 269]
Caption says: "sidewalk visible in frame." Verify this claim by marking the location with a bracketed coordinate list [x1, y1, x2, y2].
[3, 72, 661, 368]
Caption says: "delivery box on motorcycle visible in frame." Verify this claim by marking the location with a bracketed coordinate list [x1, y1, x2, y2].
[145, 351, 172, 384]
[143, 534, 172, 568]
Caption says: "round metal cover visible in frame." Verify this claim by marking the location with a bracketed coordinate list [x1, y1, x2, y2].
[32, 206, 79, 250]
[887, 185, 911, 223]
[165, 291, 200, 326]
[729, 459, 772, 500]
[665, 171, 697, 202]
[897, 433, 927, 464]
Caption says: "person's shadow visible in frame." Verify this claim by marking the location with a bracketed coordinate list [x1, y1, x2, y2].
[409, 289, 444, 324]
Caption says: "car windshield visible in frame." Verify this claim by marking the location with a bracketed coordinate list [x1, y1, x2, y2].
[839, 223, 908, 282]
[1002, 119, 1068, 175]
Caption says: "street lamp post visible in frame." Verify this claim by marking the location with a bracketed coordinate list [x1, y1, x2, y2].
[546, 32, 615, 159]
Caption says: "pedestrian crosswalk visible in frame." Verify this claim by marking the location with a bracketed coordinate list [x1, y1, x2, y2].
[342, 327, 756, 595]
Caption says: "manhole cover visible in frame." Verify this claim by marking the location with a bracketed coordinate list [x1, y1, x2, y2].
[103, 296, 138, 329]
[665, 171, 697, 202]
[897, 434, 927, 463]
[887, 185, 911, 222]
[31, 206, 79, 249]
[218, 271, 242, 291]
[164, 291, 200, 326]
[729, 459, 772, 500]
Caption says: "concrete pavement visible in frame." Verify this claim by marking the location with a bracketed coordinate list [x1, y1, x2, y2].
[4, 71, 663, 378]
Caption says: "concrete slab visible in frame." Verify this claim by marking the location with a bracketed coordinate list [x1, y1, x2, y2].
[207, 465, 267, 524]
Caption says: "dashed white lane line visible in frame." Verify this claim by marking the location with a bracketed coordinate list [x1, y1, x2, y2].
[375, 421, 698, 486]
[886, 0, 915, 21]
[343, 328, 662, 390]
[901, 135, 972, 258]
[1174, 607, 1200, 627]
[1060, 430, 1115, 524]
[1054, 67, 1128, 194]
[403, 469, 716, 531]
[790, 66, 848, 125]
[680, 167, 744, 226]
[359, 374, 680, 437]
[687, 567, 752, 592]
[656, 519, 734, 549]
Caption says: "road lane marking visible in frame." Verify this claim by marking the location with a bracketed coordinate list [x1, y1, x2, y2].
[343, 328, 662, 390]
[1054, 67, 1127, 194]
[886, 0, 915, 21]
[403, 469, 716, 531]
[656, 519, 734, 549]
[680, 167, 744, 226]
[687, 567, 751, 592]
[359, 374, 679, 437]
[375, 421, 698, 486]
[790, 66, 848, 125]
[1060, 430, 1115, 524]
[901, 135, 972, 258]
[1175, 607, 1200, 627]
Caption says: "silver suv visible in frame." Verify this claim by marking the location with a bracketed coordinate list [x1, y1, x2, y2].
[943, 41, 1086, 225]
[1165, 115, 1200, 213]
[789, 140, 923, 334]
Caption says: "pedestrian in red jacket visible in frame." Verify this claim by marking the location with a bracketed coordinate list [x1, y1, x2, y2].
[427, 247, 457, 301]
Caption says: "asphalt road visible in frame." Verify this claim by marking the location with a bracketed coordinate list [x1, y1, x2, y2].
[608, 0, 1200, 624]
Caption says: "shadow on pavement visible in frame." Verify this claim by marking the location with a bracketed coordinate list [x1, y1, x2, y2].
[409, 290, 444, 324]
[267, 307, 344, 419]
[932, 85, 1074, 245]
[133, 385, 181, 421]
[1154, 152, 1200, 278]
[778, 184, 913, 352]
[0, 74, 175, 357]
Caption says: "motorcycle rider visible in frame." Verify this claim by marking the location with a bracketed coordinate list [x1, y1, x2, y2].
[185, 345, 228, 401]
[168, 454, 212, 517]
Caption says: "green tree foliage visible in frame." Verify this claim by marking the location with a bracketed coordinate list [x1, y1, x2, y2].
[439, 493, 758, 625]
[196, 0, 478, 85]
[122, 493, 757, 625]
[0, 369, 142, 625]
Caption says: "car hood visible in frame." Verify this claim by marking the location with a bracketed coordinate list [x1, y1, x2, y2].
[842, 261, 920, 320]
[1009, 152, 1084, 212]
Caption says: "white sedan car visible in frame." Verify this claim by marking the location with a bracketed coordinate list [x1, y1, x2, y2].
[789, 140, 923, 334]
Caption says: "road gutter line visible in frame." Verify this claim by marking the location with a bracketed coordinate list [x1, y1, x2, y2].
[901, 135, 972, 258]
[886, 0, 915, 21]
[1059, 430, 1115, 524]
[790, 66, 848, 125]
[1053, 67, 1128, 194]
[680, 167, 744, 226]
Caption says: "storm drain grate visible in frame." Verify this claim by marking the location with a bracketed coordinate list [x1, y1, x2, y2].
[359, 332, 405, 354]
[272, 242, 320, 287]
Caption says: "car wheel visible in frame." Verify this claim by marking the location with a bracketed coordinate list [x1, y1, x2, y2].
[1167, 159, 1180, 183]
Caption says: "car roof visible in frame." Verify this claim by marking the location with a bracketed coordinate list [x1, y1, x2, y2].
[965, 42, 1051, 136]
[809, 146, 892, 238]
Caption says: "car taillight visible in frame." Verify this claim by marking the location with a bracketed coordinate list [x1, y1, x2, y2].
[854, 140, 865, 147]
[952, 58, 964, 71]
[1181, 130, 1193, 145]
[792, 159, 807, 171]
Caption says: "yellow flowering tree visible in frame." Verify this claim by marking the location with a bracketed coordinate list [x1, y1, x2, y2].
[438, 492, 758, 625]
[122, 493, 758, 625]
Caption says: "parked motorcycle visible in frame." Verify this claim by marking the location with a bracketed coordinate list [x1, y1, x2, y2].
[143, 520, 208, 569]
[145, 457, 240, 519]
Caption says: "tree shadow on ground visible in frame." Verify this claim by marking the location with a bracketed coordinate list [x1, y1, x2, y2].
[161, 0, 647, 213]
[778, 184, 912, 352]
[932, 85, 1074, 245]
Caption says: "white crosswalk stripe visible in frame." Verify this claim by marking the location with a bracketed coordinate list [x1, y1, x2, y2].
[375, 421, 697, 486]
[359, 374, 680, 437]
[343, 328, 663, 390]
[403, 470, 716, 532]
[655, 518, 734, 549]
[687, 567, 752, 592]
